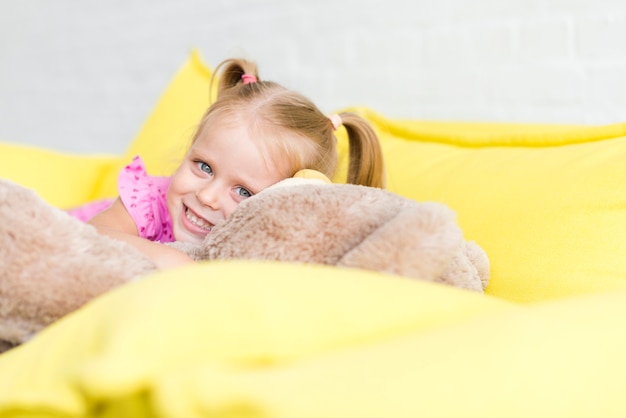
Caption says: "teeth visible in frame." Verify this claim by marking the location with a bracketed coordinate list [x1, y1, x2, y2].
[185, 208, 213, 231]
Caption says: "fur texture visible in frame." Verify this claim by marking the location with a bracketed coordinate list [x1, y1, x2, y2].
[0, 179, 157, 349]
[174, 181, 489, 292]
[0, 178, 489, 352]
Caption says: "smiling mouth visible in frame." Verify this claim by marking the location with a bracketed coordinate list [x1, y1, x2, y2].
[185, 207, 213, 232]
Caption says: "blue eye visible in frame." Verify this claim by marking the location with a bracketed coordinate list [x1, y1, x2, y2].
[196, 161, 213, 175]
[234, 187, 252, 199]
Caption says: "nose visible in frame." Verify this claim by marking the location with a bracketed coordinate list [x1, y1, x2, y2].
[195, 182, 222, 209]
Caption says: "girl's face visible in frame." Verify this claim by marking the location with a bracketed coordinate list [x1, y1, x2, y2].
[167, 116, 290, 244]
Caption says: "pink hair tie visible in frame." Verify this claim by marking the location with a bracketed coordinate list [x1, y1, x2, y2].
[241, 74, 257, 84]
[328, 114, 343, 131]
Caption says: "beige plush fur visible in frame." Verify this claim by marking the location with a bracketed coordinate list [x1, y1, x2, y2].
[0, 179, 157, 350]
[0, 177, 489, 352]
[175, 179, 490, 291]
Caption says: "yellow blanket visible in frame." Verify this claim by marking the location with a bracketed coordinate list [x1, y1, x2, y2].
[1, 50, 626, 417]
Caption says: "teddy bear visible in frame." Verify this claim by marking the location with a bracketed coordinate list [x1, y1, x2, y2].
[0, 174, 489, 352]
[172, 172, 489, 292]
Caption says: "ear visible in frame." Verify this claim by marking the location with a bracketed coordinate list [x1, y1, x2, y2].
[263, 169, 332, 193]
[292, 169, 331, 183]
[463, 241, 491, 290]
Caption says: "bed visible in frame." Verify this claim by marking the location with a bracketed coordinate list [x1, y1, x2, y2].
[1, 50, 626, 417]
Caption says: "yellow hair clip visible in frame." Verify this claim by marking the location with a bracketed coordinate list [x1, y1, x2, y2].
[292, 169, 331, 183]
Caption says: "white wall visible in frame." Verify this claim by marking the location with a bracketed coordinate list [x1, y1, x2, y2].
[1, 0, 625, 154]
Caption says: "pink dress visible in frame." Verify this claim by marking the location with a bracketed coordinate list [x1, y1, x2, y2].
[67, 156, 174, 243]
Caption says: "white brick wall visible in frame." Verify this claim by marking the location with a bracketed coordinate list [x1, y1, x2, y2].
[1, 0, 625, 154]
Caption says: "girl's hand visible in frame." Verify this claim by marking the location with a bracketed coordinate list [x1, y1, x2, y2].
[91, 225, 195, 270]
[88, 198, 194, 270]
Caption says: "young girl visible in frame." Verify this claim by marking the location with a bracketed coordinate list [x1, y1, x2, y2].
[73, 58, 386, 269]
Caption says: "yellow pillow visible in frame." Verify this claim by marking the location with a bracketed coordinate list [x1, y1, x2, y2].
[3, 262, 626, 417]
[0, 262, 511, 417]
[356, 110, 626, 303]
[0, 142, 117, 208]
[155, 287, 626, 418]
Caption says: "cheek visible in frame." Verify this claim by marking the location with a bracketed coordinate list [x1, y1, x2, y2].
[169, 168, 194, 193]
[165, 187, 179, 219]
[166, 179, 182, 204]
[223, 199, 243, 219]
[166, 172, 190, 206]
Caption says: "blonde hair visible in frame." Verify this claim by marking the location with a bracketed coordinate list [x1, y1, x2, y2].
[190, 58, 385, 188]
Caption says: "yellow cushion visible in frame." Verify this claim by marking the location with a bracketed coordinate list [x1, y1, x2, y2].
[0, 142, 117, 208]
[159, 288, 626, 418]
[0, 262, 512, 417]
[354, 110, 626, 303]
[2, 262, 626, 417]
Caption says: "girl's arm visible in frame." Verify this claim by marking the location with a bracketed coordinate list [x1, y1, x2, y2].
[88, 198, 194, 269]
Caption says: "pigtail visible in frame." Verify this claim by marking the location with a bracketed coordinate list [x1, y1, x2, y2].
[210, 58, 260, 100]
[340, 112, 386, 189]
